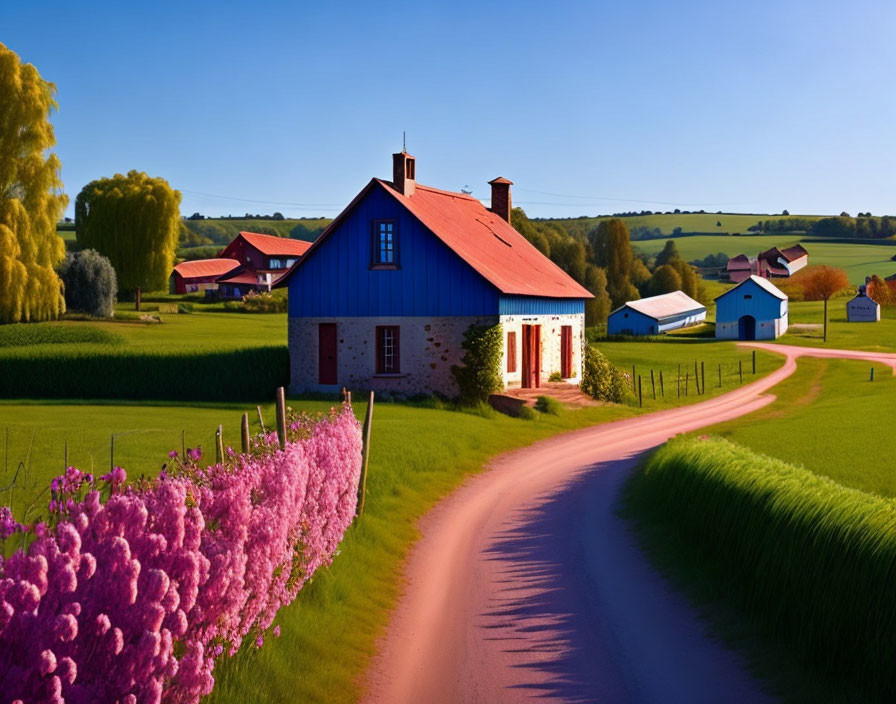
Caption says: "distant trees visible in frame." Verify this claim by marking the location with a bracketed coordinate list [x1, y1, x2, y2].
[794, 266, 850, 342]
[58, 249, 117, 317]
[591, 219, 640, 308]
[648, 264, 683, 296]
[808, 216, 896, 239]
[691, 252, 729, 268]
[0, 42, 68, 324]
[75, 171, 181, 305]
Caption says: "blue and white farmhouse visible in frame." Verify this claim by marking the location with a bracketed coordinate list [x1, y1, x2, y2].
[279, 152, 592, 396]
[715, 275, 789, 340]
[607, 291, 706, 335]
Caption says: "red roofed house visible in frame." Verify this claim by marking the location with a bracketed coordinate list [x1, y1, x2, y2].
[278, 151, 592, 396]
[169, 258, 241, 294]
[757, 244, 808, 278]
[216, 232, 312, 299]
[170, 231, 312, 299]
[725, 244, 809, 282]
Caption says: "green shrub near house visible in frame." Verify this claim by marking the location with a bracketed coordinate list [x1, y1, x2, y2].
[451, 323, 503, 403]
[625, 435, 896, 702]
[581, 345, 628, 402]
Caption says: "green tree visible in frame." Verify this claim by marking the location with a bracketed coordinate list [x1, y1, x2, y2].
[654, 240, 679, 268]
[591, 219, 639, 307]
[58, 249, 117, 317]
[584, 265, 612, 325]
[648, 264, 683, 296]
[669, 257, 699, 299]
[75, 171, 181, 302]
[0, 43, 67, 323]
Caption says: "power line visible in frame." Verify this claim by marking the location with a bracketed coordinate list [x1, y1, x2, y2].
[179, 188, 344, 211]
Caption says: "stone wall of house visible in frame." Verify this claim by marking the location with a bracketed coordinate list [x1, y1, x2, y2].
[499, 313, 585, 388]
[288, 316, 498, 396]
[716, 313, 788, 340]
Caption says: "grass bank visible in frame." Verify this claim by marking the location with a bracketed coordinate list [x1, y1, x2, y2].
[624, 435, 896, 703]
[707, 357, 896, 496]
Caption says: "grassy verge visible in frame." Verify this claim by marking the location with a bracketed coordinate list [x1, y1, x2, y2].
[623, 436, 896, 704]
[707, 358, 896, 496]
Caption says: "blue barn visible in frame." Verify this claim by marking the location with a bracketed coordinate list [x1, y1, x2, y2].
[607, 291, 706, 336]
[278, 151, 591, 396]
[715, 275, 789, 340]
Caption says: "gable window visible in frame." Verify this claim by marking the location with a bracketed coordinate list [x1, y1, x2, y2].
[372, 220, 397, 267]
[744, 294, 752, 300]
[507, 331, 517, 373]
[376, 326, 400, 374]
[269, 258, 283, 269]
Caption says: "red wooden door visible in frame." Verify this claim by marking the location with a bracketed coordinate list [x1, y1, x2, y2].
[521, 325, 541, 389]
[560, 326, 572, 379]
[318, 323, 338, 384]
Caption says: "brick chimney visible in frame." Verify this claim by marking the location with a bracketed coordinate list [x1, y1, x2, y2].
[489, 177, 513, 223]
[392, 151, 416, 196]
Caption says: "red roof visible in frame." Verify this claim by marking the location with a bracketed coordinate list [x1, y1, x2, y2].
[172, 258, 240, 279]
[780, 244, 808, 262]
[238, 231, 312, 257]
[218, 270, 289, 286]
[281, 179, 590, 299]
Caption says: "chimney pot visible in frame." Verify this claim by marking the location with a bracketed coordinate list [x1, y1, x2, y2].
[392, 151, 416, 196]
[488, 177, 513, 223]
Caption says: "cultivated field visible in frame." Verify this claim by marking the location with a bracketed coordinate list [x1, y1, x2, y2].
[542, 213, 822, 236]
[633, 235, 896, 284]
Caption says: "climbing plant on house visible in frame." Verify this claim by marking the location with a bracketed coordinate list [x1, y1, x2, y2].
[451, 323, 503, 403]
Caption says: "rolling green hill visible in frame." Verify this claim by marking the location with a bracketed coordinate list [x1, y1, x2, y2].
[180, 217, 331, 246]
[539, 212, 825, 238]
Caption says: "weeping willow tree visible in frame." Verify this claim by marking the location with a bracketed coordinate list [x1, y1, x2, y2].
[75, 171, 181, 299]
[0, 43, 68, 324]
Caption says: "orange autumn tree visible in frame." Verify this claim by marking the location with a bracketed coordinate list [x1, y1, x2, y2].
[795, 265, 850, 342]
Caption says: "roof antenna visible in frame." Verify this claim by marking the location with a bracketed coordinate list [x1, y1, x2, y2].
[402, 130, 406, 153]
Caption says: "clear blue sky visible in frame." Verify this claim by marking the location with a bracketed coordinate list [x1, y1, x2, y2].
[4, 0, 895, 219]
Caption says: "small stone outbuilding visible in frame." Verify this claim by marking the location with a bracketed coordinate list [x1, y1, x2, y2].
[847, 280, 880, 322]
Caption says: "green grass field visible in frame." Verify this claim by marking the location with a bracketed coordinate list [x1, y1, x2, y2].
[542, 213, 822, 237]
[632, 235, 896, 284]
[705, 358, 896, 496]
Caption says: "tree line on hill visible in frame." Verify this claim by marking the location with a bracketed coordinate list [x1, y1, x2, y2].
[512, 209, 704, 326]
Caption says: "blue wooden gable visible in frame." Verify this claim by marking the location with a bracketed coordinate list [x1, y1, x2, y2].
[287, 183, 586, 318]
[716, 278, 787, 322]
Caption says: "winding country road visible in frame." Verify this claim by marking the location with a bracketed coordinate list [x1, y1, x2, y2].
[362, 344, 896, 704]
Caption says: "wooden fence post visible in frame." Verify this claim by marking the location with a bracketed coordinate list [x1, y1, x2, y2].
[215, 425, 224, 464]
[659, 370, 664, 397]
[357, 390, 375, 516]
[685, 372, 689, 396]
[256, 406, 266, 434]
[694, 361, 699, 394]
[677, 363, 681, 398]
[638, 375, 643, 407]
[275, 387, 287, 451]
[752, 350, 756, 374]
[701, 362, 705, 395]
[650, 369, 656, 400]
[870, 367, 875, 382]
[241, 413, 250, 454]
[718, 364, 722, 388]
[739, 360, 743, 384]
[631, 365, 636, 393]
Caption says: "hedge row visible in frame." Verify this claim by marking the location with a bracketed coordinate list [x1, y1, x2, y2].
[0, 346, 289, 401]
[625, 436, 896, 701]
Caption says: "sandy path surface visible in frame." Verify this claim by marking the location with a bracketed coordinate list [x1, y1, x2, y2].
[362, 344, 896, 704]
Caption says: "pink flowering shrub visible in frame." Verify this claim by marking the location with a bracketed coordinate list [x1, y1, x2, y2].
[0, 404, 361, 704]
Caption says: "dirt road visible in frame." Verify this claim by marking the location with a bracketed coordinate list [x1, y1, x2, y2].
[362, 344, 896, 704]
